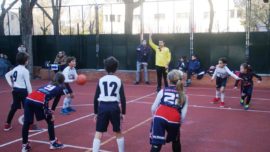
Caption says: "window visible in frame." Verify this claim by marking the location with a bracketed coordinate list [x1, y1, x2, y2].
[237, 10, 243, 18]
[176, 13, 188, 19]
[154, 13, 165, 20]
[133, 15, 140, 21]
[11, 15, 14, 20]
[105, 15, 108, 22]
[230, 9, 235, 18]
[203, 12, 209, 19]
[110, 15, 115, 22]
[117, 15, 121, 22]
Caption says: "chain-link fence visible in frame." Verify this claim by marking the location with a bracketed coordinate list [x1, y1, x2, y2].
[1, 0, 269, 36]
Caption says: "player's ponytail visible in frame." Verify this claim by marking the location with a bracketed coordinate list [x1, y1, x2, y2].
[176, 79, 185, 105]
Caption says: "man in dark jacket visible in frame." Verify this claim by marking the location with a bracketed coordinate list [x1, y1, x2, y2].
[135, 40, 151, 85]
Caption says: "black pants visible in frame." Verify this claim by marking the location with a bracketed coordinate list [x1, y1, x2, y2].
[22, 100, 55, 144]
[241, 86, 253, 105]
[156, 66, 168, 91]
[6, 88, 28, 124]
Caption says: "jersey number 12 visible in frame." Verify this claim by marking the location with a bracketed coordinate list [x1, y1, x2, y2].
[102, 81, 118, 97]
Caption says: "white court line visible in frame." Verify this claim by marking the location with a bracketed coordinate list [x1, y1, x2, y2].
[187, 93, 270, 101]
[186, 86, 270, 93]
[131, 101, 270, 114]
[189, 104, 270, 114]
[28, 140, 111, 152]
[1, 92, 155, 148]
[0, 114, 94, 148]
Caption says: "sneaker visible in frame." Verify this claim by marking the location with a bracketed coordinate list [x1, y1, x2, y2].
[220, 102, 225, 108]
[240, 99, 244, 106]
[61, 108, 70, 115]
[4, 123, 12, 131]
[67, 107, 76, 112]
[244, 104, 249, 110]
[211, 98, 220, 104]
[29, 124, 44, 133]
[134, 81, 139, 85]
[50, 138, 64, 150]
[22, 143, 31, 152]
[145, 81, 150, 85]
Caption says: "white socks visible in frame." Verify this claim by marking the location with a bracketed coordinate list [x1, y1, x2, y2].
[92, 137, 124, 152]
[92, 138, 101, 152]
[117, 137, 125, 152]
[220, 93, 225, 102]
[216, 90, 221, 98]
[63, 97, 71, 109]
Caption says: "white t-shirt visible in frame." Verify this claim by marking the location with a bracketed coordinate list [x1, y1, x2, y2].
[212, 66, 238, 79]
[5, 65, 32, 93]
[62, 66, 78, 83]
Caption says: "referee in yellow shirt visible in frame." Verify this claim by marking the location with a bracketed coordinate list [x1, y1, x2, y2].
[149, 34, 171, 92]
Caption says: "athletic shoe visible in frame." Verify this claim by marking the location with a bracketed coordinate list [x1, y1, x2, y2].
[211, 98, 220, 104]
[50, 138, 64, 150]
[220, 102, 225, 108]
[134, 81, 139, 85]
[240, 99, 244, 106]
[145, 81, 150, 85]
[67, 107, 76, 112]
[21, 143, 31, 152]
[244, 104, 249, 110]
[4, 123, 12, 131]
[29, 124, 44, 133]
[61, 108, 70, 115]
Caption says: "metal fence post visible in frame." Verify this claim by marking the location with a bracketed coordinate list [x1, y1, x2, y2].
[190, 0, 194, 57]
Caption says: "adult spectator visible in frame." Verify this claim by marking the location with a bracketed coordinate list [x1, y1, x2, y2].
[149, 34, 171, 92]
[18, 44, 26, 52]
[135, 40, 151, 85]
[54, 51, 67, 72]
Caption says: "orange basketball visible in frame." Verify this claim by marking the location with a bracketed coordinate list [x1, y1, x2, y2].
[76, 74, 87, 85]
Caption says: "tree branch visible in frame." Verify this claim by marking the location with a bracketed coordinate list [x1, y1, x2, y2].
[36, 2, 53, 22]
[1, 0, 6, 11]
[5, 0, 19, 12]
[30, 0, 38, 10]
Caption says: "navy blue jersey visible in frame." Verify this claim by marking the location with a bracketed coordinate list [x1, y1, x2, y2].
[160, 86, 182, 111]
[27, 84, 67, 110]
[235, 72, 262, 87]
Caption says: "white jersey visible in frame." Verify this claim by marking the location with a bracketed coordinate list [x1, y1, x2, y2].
[212, 66, 238, 79]
[97, 75, 123, 102]
[5, 65, 32, 93]
[62, 66, 78, 83]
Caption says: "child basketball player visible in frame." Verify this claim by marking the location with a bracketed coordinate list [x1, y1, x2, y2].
[4, 52, 32, 131]
[22, 73, 67, 152]
[150, 70, 188, 152]
[92, 56, 126, 152]
[211, 57, 241, 107]
[61, 57, 77, 115]
[234, 63, 262, 110]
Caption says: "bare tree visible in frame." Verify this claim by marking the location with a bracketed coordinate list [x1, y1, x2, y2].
[235, 0, 270, 31]
[208, 0, 214, 33]
[0, 0, 19, 35]
[20, 0, 37, 77]
[36, 0, 62, 35]
[122, 0, 143, 34]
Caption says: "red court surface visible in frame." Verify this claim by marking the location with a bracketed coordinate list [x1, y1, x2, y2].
[0, 78, 270, 152]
